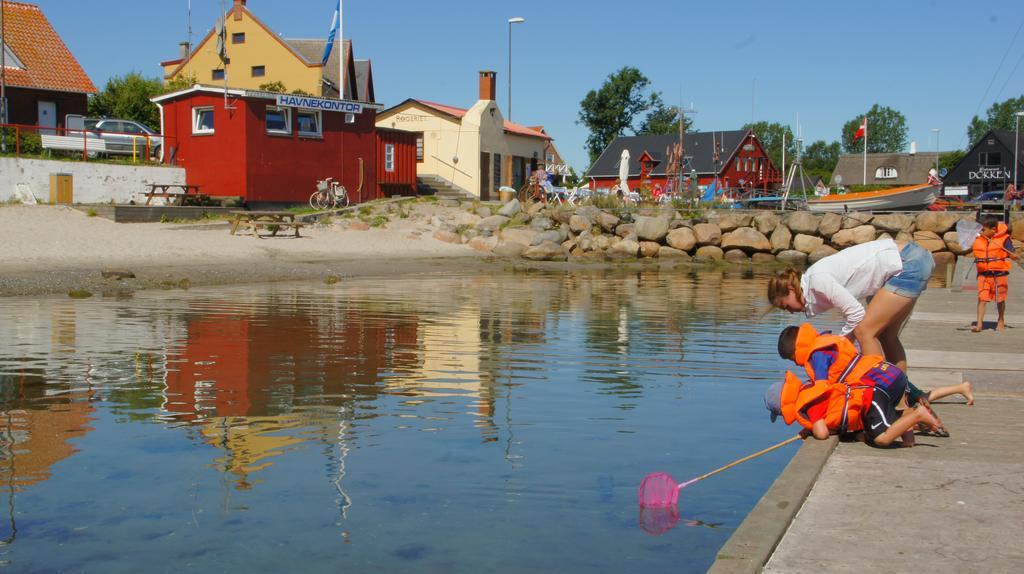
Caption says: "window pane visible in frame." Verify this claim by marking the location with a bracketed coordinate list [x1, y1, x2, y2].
[232, 33, 245, 44]
[385, 144, 395, 172]
[266, 108, 288, 133]
[251, 65, 265, 77]
[297, 112, 320, 135]
[195, 109, 214, 132]
[415, 136, 424, 160]
[212, 69, 225, 81]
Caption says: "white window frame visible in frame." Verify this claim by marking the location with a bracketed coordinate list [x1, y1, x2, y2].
[385, 143, 395, 172]
[3, 43, 25, 69]
[345, 113, 356, 124]
[296, 110, 322, 137]
[265, 105, 291, 136]
[192, 106, 215, 135]
[875, 166, 898, 179]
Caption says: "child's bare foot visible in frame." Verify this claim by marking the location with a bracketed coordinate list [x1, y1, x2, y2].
[996, 321, 1006, 331]
[964, 381, 975, 406]
[970, 325, 983, 333]
[915, 404, 941, 432]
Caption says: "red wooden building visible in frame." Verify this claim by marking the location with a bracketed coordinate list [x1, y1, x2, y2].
[585, 130, 782, 196]
[152, 86, 419, 204]
[376, 128, 418, 196]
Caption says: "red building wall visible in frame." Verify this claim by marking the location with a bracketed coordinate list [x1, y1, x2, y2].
[376, 128, 418, 197]
[160, 92, 249, 200]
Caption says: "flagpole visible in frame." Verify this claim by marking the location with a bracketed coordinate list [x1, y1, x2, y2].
[862, 116, 867, 185]
[339, 0, 345, 100]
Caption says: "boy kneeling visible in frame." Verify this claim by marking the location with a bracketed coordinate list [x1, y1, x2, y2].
[765, 324, 940, 447]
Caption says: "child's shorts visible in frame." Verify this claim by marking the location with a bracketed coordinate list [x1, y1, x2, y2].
[978, 274, 1009, 303]
[864, 371, 910, 442]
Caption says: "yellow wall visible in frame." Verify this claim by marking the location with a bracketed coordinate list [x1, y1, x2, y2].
[166, 8, 321, 94]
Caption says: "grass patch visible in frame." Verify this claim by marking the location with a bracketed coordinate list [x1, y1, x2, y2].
[86, 208, 98, 217]
[325, 275, 341, 285]
[367, 215, 389, 228]
[67, 289, 93, 299]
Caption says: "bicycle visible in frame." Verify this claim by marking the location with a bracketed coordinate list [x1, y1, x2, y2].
[309, 177, 349, 210]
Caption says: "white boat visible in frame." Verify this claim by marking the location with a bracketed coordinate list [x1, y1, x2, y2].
[805, 183, 939, 213]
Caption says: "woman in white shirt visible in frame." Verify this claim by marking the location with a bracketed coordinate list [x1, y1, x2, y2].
[767, 238, 935, 371]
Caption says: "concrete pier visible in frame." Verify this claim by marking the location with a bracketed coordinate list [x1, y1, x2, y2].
[711, 267, 1024, 573]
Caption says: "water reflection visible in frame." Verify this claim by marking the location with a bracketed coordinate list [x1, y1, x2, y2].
[0, 268, 803, 573]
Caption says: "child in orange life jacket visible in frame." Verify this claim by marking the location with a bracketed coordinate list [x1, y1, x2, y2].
[972, 216, 1019, 332]
[764, 324, 941, 447]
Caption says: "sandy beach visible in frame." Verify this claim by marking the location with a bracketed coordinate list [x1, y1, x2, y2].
[0, 203, 493, 296]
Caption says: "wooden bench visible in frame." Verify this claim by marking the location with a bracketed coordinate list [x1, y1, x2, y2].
[41, 134, 107, 155]
[142, 184, 208, 206]
[229, 210, 309, 238]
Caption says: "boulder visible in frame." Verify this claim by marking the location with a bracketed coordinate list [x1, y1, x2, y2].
[497, 198, 522, 218]
[912, 230, 945, 252]
[500, 227, 540, 246]
[793, 233, 825, 254]
[666, 227, 698, 251]
[467, 236, 497, 252]
[693, 222, 722, 246]
[532, 230, 563, 245]
[724, 249, 750, 263]
[594, 234, 613, 251]
[776, 250, 809, 265]
[569, 214, 593, 233]
[449, 211, 482, 227]
[786, 211, 820, 235]
[818, 213, 843, 237]
[596, 211, 620, 232]
[752, 252, 777, 264]
[522, 241, 568, 261]
[931, 251, 956, 267]
[658, 246, 692, 260]
[562, 238, 578, 252]
[721, 227, 772, 253]
[492, 240, 528, 257]
[526, 201, 546, 216]
[573, 250, 608, 262]
[639, 241, 661, 258]
[694, 245, 724, 261]
[876, 232, 894, 241]
[1012, 214, 1024, 242]
[530, 216, 554, 230]
[770, 224, 792, 253]
[550, 208, 573, 224]
[715, 213, 753, 232]
[476, 207, 492, 218]
[608, 238, 641, 259]
[895, 231, 914, 245]
[831, 225, 877, 248]
[841, 213, 873, 229]
[575, 205, 603, 222]
[634, 215, 672, 242]
[915, 212, 959, 234]
[871, 213, 915, 234]
[753, 212, 781, 236]
[808, 245, 839, 264]
[432, 229, 462, 244]
[943, 230, 971, 255]
[476, 214, 509, 232]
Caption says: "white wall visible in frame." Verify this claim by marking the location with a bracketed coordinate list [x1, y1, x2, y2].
[0, 157, 186, 204]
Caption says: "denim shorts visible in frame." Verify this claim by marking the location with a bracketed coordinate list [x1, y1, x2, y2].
[882, 242, 935, 299]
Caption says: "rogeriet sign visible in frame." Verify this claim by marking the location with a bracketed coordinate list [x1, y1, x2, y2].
[276, 94, 363, 114]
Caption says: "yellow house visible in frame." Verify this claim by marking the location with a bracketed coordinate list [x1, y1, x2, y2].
[375, 71, 551, 200]
[161, 0, 373, 102]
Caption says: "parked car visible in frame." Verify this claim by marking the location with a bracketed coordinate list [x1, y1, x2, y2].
[89, 118, 163, 158]
[969, 191, 1004, 203]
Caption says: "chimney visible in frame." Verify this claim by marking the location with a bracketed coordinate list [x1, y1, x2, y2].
[179, 42, 190, 60]
[479, 71, 496, 102]
[910, 141, 917, 155]
[233, 0, 245, 20]
[233, 0, 246, 5]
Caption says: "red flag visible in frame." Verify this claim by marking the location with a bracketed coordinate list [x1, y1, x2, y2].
[853, 117, 867, 141]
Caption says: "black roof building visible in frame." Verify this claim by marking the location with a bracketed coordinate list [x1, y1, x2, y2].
[586, 130, 749, 178]
[944, 129, 1024, 195]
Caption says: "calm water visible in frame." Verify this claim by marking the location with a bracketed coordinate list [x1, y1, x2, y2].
[0, 268, 814, 573]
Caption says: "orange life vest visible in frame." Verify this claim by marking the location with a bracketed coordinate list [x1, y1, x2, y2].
[973, 222, 1012, 276]
[780, 323, 885, 433]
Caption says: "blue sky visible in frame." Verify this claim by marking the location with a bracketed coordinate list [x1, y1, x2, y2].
[33, 0, 1024, 169]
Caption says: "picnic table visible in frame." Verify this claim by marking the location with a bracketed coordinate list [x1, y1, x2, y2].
[142, 183, 206, 206]
[229, 210, 309, 238]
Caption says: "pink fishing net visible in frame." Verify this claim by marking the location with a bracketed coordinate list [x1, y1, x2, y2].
[637, 506, 680, 536]
[638, 472, 679, 508]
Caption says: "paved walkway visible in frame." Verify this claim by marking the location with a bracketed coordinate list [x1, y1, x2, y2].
[713, 266, 1024, 573]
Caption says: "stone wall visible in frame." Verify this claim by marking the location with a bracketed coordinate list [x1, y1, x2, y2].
[0, 157, 186, 204]
[438, 199, 1024, 265]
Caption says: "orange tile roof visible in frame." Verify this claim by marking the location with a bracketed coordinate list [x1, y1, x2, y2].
[1, 1, 97, 94]
[414, 99, 550, 140]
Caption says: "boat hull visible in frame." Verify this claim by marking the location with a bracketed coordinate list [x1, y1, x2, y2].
[805, 184, 939, 213]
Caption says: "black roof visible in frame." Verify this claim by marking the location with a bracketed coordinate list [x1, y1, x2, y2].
[586, 130, 749, 178]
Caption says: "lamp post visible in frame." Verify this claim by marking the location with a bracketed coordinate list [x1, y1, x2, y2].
[931, 128, 940, 173]
[507, 17, 525, 121]
[1, 0, 7, 154]
[1015, 111, 1024, 192]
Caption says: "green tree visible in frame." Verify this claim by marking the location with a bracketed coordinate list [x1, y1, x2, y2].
[742, 121, 795, 171]
[578, 67, 661, 164]
[88, 72, 165, 129]
[841, 104, 908, 154]
[939, 150, 966, 171]
[638, 97, 694, 135]
[967, 95, 1024, 146]
[801, 139, 841, 181]
[258, 81, 288, 93]
[161, 73, 197, 94]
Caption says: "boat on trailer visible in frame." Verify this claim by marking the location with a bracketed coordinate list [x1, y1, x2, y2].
[804, 183, 939, 213]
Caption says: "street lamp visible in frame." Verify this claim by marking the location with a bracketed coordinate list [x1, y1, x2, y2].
[507, 17, 525, 121]
[1015, 111, 1024, 192]
[931, 128, 940, 173]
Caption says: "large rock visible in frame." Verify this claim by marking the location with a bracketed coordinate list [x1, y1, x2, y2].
[912, 230, 945, 252]
[770, 225, 792, 253]
[530, 216, 554, 230]
[1011, 214, 1024, 242]
[550, 208, 573, 224]
[492, 240, 528, 257]
[915, 212, 959, 234]
[724, 249, 750, 263]
[500, 227, 540, 246]
[871, 213, 915, 234]
[831, 225, 877, 248]
[753, 212, 781, 235]
[752, 252, 777, 264]
[666, 227, 698, 251]
[449, 211, 483, 227]
[841, 213, 873, 229]
[639, 241, 661, 258]
[932, 251, 956, 267]
[943, 230, 971, 255]
[607, 238, 640, 259]
[808, 245, 839, 264]
[522, 241, 567, 261]
[596, 211, 620, 232]
[569, 214, 593, 233]
[532, 230, 563, 245]
[895, 230, 914, 245]
[818, 213, 843, 237]
[468, 236, 497, 252]
[497, 198, 522, 218]
[577, 233, 595, 252]
[615, 223, 636, 238]
[793, 233, 825, 254]
[694, 245, 725, 261]
[658, 246, 691, 260]
[693, 222, 722, 246]
[526, 201, 546, 216]
[476, 214, 509, 232]
[715, 213, 753, 232]
[721, 227, 771, 253]
[776, 250, 808, 265]
[634, 215, 672, 242]
[786, 211, 820, 235]
[575, 205, 602, 223]
[432, 229, 462, 244]
[594, 234, 613, 251]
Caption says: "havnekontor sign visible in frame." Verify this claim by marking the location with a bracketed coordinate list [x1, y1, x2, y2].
[276, 94, 363, 114]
